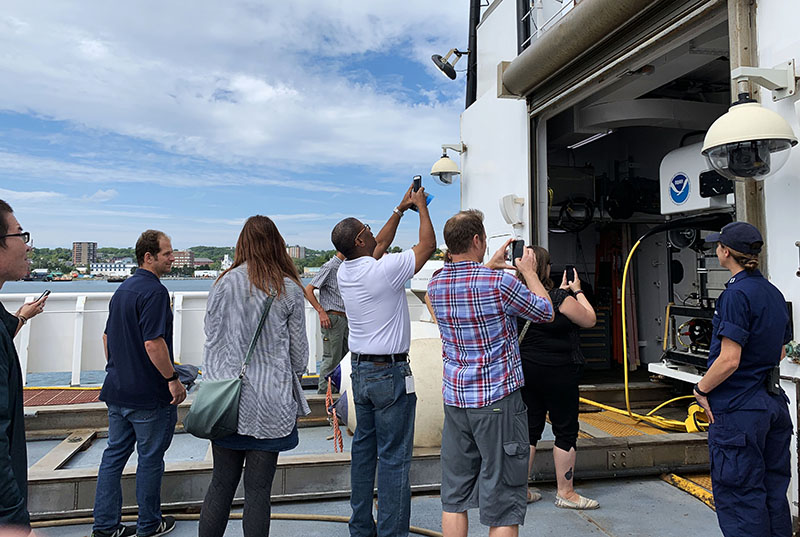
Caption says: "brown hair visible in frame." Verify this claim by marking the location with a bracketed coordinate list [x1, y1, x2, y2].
[0, 200, 13, 248]
[443, 209, 485, 254]
[529, 245, 554, 291]
[135, 230, 167, 266]
[725, 244, 759, 272]
[219, 215, 301, 296]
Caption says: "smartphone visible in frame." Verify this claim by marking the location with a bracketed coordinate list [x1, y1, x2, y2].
[509, 240, 525, 267]
[36, 289, 51, 301]
[410, 175, 433, 212]
[565, 265, 576, 283]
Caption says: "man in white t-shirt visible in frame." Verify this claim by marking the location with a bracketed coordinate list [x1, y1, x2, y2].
[332, 185, 436, 537]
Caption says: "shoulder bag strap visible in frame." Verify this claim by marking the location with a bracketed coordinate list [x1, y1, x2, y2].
[518, 320, 532, 343]
[239, 293, 275, 378]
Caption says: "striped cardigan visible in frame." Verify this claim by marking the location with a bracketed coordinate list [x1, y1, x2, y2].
[202, 265, 310, 439]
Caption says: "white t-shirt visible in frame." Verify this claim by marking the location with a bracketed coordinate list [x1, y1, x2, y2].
[337, 250, 416, 355]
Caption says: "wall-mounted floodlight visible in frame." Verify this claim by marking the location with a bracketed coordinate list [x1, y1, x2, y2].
[499, 194, 525, 227]
[432, 49, 468, 80]
[431, 143, 465, 185]
[702, 60, 798, 181]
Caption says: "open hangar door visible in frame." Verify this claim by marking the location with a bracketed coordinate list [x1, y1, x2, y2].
[538, 21, 735, 371]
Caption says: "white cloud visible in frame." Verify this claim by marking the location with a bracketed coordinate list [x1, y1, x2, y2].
[0, 150, 394, 195]
[0, 187, 64, 202]
[0, 1, 467, 174]
[82, 189, 118, 202]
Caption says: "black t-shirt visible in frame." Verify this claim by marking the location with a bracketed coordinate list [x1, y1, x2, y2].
[100, 269, 174, 409]
[0, 304, 29, 528]
[518, 288, 584, 366]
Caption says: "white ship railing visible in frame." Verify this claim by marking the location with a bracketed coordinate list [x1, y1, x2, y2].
[0, 290, 431, 386]
[519, 0, 576, 51]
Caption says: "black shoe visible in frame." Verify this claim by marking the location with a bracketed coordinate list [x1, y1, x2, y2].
[137, 516, 176, 537]
[92, 525, 136, 537]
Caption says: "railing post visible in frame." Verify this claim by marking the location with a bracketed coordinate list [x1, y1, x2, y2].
[71, 296, 87, 387]
[305, 304, 319, 374]
[17, 295, 34, 387]
[173, 293, 184, 363]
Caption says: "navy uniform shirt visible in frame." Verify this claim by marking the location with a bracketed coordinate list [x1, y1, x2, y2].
[0, 304, 29, 528]
[100, 268, 174, 409]
[707, 269, 792, 412]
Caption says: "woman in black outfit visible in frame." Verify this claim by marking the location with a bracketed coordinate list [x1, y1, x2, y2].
[518, 246, 598, 509]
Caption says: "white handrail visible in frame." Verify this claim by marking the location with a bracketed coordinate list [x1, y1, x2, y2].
[1, 290, 428, 386]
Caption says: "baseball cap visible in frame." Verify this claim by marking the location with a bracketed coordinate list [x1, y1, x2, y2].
[705, 221, 763, 254]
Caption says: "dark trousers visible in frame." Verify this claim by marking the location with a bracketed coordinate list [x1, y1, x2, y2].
[198, 444, 279, 537]
[520, 362, 582, 451]
[709, 390, 792, 537]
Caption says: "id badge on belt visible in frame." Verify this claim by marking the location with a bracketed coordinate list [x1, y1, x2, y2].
[405, 375, 415, 394]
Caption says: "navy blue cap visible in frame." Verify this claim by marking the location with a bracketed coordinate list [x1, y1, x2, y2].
[705, 221, 763, 254]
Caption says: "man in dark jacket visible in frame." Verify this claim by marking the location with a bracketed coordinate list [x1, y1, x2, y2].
[0, 200, 48, 531]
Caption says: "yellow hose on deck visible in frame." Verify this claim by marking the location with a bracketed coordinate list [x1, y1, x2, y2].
[580, 238, 709, 433]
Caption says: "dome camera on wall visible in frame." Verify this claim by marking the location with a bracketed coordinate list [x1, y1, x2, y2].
[702, 93, 797, 181]
[430, 143, 465, 185]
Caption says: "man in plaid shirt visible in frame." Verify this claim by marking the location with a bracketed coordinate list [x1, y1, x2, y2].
[427, 209, 553, 537]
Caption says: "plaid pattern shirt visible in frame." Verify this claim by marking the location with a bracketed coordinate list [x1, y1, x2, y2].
[428, 261, 553, 408]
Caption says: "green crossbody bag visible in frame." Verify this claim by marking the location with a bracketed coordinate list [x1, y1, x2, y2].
[183, 295, 274, 440]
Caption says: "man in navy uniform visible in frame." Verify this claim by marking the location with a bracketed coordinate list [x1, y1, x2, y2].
[693, 222, 792, 537]
[92, 230, 186, 537]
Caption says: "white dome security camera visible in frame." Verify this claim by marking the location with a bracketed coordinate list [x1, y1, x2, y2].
[430, 144, 465, 185]
[431, 153, 460, 185]
[702, 93, 797, 181]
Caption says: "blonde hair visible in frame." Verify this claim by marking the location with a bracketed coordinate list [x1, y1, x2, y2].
[724, 244, 759, 272]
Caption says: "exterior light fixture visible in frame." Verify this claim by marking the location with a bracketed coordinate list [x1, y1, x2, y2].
[431, 143, 465, 185]
[432, 49, 468, 80]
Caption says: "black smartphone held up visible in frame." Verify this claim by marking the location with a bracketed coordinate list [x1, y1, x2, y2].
[509, 240, 525, 267]
[36, 289, 51, 301]
[565, 264, 576, 283]
[410, 175, 422, 212]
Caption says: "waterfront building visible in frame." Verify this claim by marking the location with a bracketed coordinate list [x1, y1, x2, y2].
[72, 241, 97, 266]
[193, 257, 213, 267]
[173, 250, 195, 268]
[287, 245, 305, 259]
[90, 262, 137, 278]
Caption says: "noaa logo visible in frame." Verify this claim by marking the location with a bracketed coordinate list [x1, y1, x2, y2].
[669, 173, 690, 205]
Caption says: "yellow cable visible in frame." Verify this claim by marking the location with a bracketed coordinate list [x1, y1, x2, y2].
[579, 238, 708, 433]
[645, 395, 696, 417]
[621, 239, 642, 417]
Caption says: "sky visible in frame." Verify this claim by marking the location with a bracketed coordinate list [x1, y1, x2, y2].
[0, 1, 469, 250]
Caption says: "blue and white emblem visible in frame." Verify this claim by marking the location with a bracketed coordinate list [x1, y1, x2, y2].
[669, 173, 690, 205]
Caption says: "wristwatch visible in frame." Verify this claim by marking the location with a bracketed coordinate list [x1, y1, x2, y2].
[164, 372, 179, 382]
[393, 207, 404, 217]
[693, 383, 709, 397]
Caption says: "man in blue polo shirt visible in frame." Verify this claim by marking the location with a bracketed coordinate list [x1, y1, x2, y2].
[93, 230, 186, 537]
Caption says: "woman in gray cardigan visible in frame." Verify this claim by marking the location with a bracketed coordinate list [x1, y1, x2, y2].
[198, 215, 310, 537]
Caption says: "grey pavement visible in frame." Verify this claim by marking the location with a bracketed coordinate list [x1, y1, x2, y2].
[34, 477, 722, 537]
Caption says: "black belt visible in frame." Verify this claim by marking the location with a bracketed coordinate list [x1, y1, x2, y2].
[352, 352, 408, 363]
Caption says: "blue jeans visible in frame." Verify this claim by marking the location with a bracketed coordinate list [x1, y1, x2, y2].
[349, 360, 416, 537]
[93, 404, 177, 536]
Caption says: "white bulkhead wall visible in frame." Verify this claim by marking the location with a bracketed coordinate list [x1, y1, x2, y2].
[757, 0, 800, 517]
[461, 0, 531, 255]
